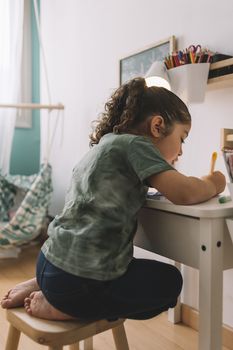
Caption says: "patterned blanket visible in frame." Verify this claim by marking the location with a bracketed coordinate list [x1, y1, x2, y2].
[0, 164, 53, 248]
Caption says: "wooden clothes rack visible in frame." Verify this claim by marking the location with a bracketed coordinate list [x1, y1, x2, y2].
[0, 103, 64, 110]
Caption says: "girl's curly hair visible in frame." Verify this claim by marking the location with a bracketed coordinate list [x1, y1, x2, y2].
[89, 77, 191, 146]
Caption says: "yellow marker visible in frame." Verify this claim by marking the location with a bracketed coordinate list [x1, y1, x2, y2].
[210, 152, 217, 174]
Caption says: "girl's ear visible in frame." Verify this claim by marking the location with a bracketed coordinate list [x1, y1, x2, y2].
[150, 115, 164, 138]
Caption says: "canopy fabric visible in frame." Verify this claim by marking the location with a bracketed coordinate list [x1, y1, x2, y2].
[0, 164, 52, 248]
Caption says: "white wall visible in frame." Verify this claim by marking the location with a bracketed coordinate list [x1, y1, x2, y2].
[40, 0, 233, 326]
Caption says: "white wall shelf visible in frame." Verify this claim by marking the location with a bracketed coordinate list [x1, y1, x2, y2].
[207, 58, 233, 89]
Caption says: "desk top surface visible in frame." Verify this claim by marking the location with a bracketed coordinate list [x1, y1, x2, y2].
[145, 197, 233, 218]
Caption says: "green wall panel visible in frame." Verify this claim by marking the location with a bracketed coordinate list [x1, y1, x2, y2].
[10, 0, 40, 175]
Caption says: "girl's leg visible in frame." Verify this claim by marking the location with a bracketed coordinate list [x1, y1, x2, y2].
[33, 251, 107, 320]
[103, 258, 183, 320]
[1, 278, 39, 309]
[24, 291, 75, 320]
[1, 249, 45, 309]
[29, 252, 182, 321]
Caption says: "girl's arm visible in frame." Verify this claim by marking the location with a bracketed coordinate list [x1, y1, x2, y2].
[148, 170, 226, 205]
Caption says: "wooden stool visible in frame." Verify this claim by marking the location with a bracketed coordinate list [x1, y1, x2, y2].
[5, 308, 129, 350]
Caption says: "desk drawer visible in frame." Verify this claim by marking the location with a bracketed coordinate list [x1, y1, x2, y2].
[135, 208, 200, 268]
[226, 218, 233, 244]
[134, 208, 233, 270]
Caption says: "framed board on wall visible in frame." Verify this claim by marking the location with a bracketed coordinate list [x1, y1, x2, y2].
[119, 36, 176, 85]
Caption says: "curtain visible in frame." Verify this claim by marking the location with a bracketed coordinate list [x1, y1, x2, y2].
[0, 0, 24, 174]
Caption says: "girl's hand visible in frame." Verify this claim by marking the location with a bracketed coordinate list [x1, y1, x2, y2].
[201, 171, 226, 195]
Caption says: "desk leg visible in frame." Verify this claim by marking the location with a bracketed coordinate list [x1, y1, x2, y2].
[168, 260, 181, 324]
[199, 218, 224, 350]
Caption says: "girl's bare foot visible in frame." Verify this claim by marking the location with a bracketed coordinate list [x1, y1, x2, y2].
[1, 278, 39, 309]
[24, 291, 75, 320]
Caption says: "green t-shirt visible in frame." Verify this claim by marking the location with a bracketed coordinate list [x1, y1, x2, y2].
[42, 133, 174, 280]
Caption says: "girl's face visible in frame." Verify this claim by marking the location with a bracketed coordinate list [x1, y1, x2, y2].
[153, 119, 191, 165]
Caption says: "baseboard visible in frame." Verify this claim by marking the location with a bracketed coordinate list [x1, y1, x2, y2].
[181, 304, 233, 350]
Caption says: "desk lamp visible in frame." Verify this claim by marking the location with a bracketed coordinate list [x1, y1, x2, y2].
[145, 61, 171, 90]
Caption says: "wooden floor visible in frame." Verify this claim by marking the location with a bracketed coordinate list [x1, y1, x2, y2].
[0, 244, 230, 350]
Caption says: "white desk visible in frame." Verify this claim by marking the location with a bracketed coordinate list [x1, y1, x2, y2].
[134, 197, 233, 350]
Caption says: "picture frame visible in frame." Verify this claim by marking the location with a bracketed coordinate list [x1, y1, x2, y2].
[119, 36, 176, 85]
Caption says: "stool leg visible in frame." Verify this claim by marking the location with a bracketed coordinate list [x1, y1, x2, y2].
[48, 346, 63, 350]
[69, 338, 92, 350]
[5, 325, 21, 350]
[69, 343, 80, 350]
[83, 337, 93, 350]
[112, 323, 129, 350]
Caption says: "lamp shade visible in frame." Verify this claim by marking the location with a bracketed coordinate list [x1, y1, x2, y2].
[145, 61, 171, 90]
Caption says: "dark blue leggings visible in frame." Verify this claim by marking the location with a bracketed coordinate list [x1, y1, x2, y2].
[36, 251, 182, 321]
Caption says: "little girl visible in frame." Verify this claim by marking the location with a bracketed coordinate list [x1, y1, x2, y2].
[1, 77, 225, 321]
